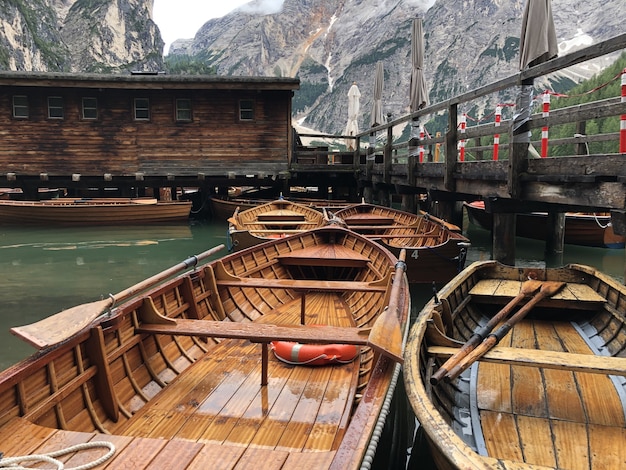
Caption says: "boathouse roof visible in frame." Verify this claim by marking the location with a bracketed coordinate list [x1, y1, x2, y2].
[0, 71, 300, 91]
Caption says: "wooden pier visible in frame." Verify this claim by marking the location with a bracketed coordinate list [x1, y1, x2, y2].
[290, 33, 626, 272]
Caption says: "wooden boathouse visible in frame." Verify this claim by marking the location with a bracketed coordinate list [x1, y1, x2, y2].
[0, 71, 299, 200]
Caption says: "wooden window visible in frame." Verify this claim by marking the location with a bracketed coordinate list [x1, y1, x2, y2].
[134, 98, 150, 120]
[239, 99, 254, 121]
[176, 98, 192, 121]
[48, 96, 64, 119]
[82, 97, 98, 120]
[12, 95, 28, 118]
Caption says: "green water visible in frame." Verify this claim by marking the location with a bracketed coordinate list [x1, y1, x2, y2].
[0, 218, 623, 369]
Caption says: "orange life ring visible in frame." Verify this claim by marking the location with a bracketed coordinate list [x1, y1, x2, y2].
[267, 233, 287, 239]
[271, 341, 359, 366]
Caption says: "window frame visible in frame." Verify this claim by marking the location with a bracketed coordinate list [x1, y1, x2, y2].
[47, 96, 64, 119]
[82, 97, 98, 120]
[175, 98, 192, 122]
[134, 97, 150, 121]
[239, 99, 255, 121]
[12, 95, 29, 119]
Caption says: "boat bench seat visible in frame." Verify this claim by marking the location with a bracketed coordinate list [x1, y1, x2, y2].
[136, 293, 372, 386]
[137, 318, 370, 346]
[429, 345, 626, 376]
[215, 277, 386, 292]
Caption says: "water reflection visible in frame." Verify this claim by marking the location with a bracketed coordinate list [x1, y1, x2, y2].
[0, 221, 229, 368]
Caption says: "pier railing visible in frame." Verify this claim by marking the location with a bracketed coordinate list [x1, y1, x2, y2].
[293, 33, 626, 211]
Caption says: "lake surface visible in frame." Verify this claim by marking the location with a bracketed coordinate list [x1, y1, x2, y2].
[1, 217, 624, 369]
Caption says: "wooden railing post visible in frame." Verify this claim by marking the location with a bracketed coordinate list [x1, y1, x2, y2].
[444, 103, 458, 192]
[384, 124, 393, 184]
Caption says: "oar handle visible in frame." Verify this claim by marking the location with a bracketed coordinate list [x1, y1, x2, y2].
[443, 281, 566, 382]
[112, 244, 225, 304]
[430, 282, 539, 386]
[445, 335, 498, 381]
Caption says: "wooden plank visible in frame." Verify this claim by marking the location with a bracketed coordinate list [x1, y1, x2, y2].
[137, 319, 371, 345]
[468, 280, 606, 306]
[480, 411, 524, 462]
[534, 321, 586, 423]
[516, 415, 557, 467]
[551, 420, 589, 469]
[428, 345, 626, 376]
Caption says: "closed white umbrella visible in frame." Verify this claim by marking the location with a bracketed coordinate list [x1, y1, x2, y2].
[370, 61, 385, 128]
[519, 0, 558, 70]
[514, 0, 558, 144]
[410, 18, 429, 113]
[344, 82, 361, 150]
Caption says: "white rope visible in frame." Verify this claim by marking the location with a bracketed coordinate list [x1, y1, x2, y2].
[0, 441, 115, 470]
[592, 212, 610, 229]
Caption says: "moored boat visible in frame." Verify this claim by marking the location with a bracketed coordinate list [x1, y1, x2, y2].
[331, 202, 470, 284]
[404, 259, 626, 469]
[464, 200, 625, 249]
[0, 197, 192, 225]
[2, 225, 410, 469]
[227, 198, 327, 251]
[210, 194, 349, 220]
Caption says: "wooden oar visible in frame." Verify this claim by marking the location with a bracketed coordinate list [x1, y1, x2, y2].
[367, 249, 407, 363]
[429, 278, 543, 385]
[443, 280, 566, 382]
[11, 244, 226, 350]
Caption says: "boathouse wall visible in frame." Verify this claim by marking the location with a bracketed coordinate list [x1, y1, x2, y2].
[0, 73, 298, 181]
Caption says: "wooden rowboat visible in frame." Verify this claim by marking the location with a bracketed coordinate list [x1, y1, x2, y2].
[404, 259, 626, 469]
[464, 200, 626, 249]
[227, 198, 328, 251]
[1, 226, 410, 469]
[331, 202, 471, 284]
[0, 197, 192, 225]
[210, 195, 349, 220]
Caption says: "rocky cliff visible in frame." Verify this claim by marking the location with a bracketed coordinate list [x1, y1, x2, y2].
[0, 0, 163, 72]
[169, 0, 624, 134]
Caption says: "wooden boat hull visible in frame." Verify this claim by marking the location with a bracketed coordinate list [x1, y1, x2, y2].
[404, 260, 626, 469]
[332, 203, 470, 284]
[0, 226, 410, 470]
[465, 200, 625, 249]
[228, 198, 327, 251]
[0, 198, 192, 225]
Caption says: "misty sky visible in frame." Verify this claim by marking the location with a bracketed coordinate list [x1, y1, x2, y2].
[153, 0, 284, 54]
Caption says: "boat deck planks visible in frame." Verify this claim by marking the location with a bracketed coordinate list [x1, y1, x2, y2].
[474, 318, 626, 468]
[0, 417, 340, 469]
[114, 292, 358, 453]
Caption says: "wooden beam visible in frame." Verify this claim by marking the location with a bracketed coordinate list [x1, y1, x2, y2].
[136, 318, 370, 345]
[429, 345, 626, 376]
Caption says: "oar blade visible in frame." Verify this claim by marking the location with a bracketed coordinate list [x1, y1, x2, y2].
[368, 307, 403, 363]
[11, 298, 113, 349]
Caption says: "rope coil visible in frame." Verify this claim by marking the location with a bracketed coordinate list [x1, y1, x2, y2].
[0, 441, 115, 470]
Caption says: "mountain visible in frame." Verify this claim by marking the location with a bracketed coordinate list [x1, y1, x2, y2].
[168, 0, 625, 134]
[0, 0, 163, 72]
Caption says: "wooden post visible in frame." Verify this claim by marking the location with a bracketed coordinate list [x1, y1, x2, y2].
[444, 103, 458, 192]
[378, 188, 390, 207]
[545, 211, 565, 266]
[492, 212, 516, 266]
[401, 194, 416, 213]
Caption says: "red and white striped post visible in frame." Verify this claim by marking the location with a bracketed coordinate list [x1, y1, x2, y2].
[419, 123, 425, 163]
[541, 92, 550, 157]
[493, 105, 501, 161]
[621, 70, 626, 154]
[459, 113, 466, 161]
